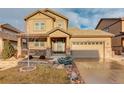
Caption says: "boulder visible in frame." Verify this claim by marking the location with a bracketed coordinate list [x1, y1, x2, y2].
[70, 71, 78, 80]
[53, 64, 59, 68]
[56, 64, 65, 69]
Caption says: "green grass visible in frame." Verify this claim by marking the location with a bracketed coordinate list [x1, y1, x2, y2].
[0, 64, 70, 84]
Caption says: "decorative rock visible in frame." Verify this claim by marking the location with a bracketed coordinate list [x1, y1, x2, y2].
[65, 65, 73, 69]
[53, 64, 59, 68]
[70, 71, 78, 81]
[41, 61, 48, 64]
[19, 66, 36, 72]
[50, 58, 59, 64]
[56, 64, 65, 69]
[48, 60, 55, 64]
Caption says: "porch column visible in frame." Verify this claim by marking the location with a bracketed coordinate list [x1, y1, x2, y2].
[46, 37, 51, 57]
[66, 37, 71, 55]
[17, 36, 22, 58]
[0, 37, 3, 54]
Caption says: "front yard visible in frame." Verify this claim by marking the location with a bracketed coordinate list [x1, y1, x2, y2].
[0, 64, 70, 84]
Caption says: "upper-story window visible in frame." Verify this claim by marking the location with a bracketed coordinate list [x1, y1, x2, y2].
[34, 22, 45, 31]
[55, 21, 64, 28]
[57, 23, 63, 28]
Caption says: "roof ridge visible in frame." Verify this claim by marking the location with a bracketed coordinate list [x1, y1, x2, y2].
[24, 10, 56, 21]
[42, 8, 68, 20]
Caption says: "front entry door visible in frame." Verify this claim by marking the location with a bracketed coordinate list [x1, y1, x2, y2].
[51, 38, 65, 53]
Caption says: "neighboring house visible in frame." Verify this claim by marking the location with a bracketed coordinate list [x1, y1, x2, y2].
[0, 23, 20, 54]
[17, 8, 113, 59]
[96, 18, 124, 54]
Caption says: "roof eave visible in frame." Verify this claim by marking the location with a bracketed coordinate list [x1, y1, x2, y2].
[24, 10, 56, 21]
[95, 18, 121, 29]
[42, 8, 69, 21]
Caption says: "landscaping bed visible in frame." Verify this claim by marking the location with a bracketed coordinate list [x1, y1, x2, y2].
[0, 55, 82, 84]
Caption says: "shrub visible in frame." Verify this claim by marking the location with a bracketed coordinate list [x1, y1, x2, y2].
[28, 55, 33, 60]
[1, 40, 16, 59]
[39, 55, 46, 59]
[58, 56, 73, 65]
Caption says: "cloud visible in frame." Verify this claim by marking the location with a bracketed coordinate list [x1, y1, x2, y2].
[54, 8, 124, 29]
[0, 8, 124, 30]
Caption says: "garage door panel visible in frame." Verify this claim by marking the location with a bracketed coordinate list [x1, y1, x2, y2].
[71, 41, 104, 58]
[72, 50, 100, 58]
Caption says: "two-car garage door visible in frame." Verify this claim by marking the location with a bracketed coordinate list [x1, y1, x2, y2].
[71, 41, 104, 58]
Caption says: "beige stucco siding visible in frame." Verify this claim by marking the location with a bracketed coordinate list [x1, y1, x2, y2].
[121, 20, 124, 32]
[45, 11, 68, 31]
[26, 13, 54, 34]
[122, 39, 124, 46]
[0, 37, 3, 54]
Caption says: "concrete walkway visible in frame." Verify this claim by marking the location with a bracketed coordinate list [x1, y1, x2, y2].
[0, 57, 23, 71]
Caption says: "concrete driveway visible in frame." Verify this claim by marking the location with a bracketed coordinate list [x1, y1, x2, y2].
[75, 59, 124, 84]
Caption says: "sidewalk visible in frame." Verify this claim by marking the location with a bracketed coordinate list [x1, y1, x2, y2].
[110, 55, 124, 66]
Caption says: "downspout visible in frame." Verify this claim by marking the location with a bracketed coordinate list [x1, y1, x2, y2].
[103, 41, 105, 62]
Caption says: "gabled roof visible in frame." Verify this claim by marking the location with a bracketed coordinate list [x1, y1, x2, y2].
[95, 18, 122, 29]
[68, 28, 114, 37]
[0, 23, 21, 33]
[47, 27, 71, 36]
[24, 10, 56, 21]
[42, 8, 68, 20]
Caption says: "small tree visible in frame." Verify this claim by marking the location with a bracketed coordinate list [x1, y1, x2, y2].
[2, 40, 15, 59]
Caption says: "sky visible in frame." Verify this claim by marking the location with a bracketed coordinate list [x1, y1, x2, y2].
[0, 8, 124, 31]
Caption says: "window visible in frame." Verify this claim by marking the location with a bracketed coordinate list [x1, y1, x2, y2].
[56, 21, 64, 28]
[96, 42, 99, 45]
[76, 42, 80, 45]
[99, 42, 103, 45]
[34, 22, 45, 30]
[80, 42, 84, 45]
[39, 42, 45, 46]
[92, 42, 95, 45]
[34, 39, 45, 47]
[35, 42, 39, 46]
[73, 42, 76, 45]
[88, 42, 91, 45]
[84, 42, 87, 45]
[72, 41, 103, 45]
[57, 23, 63, 28]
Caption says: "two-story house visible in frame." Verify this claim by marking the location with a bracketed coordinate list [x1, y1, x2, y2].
[0, 23, 20, 54]
[17, 8, 114, 59]
[96, 18, 124, 54]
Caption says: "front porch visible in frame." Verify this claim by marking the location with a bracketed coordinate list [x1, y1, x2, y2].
[17, 34, 71, 58]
